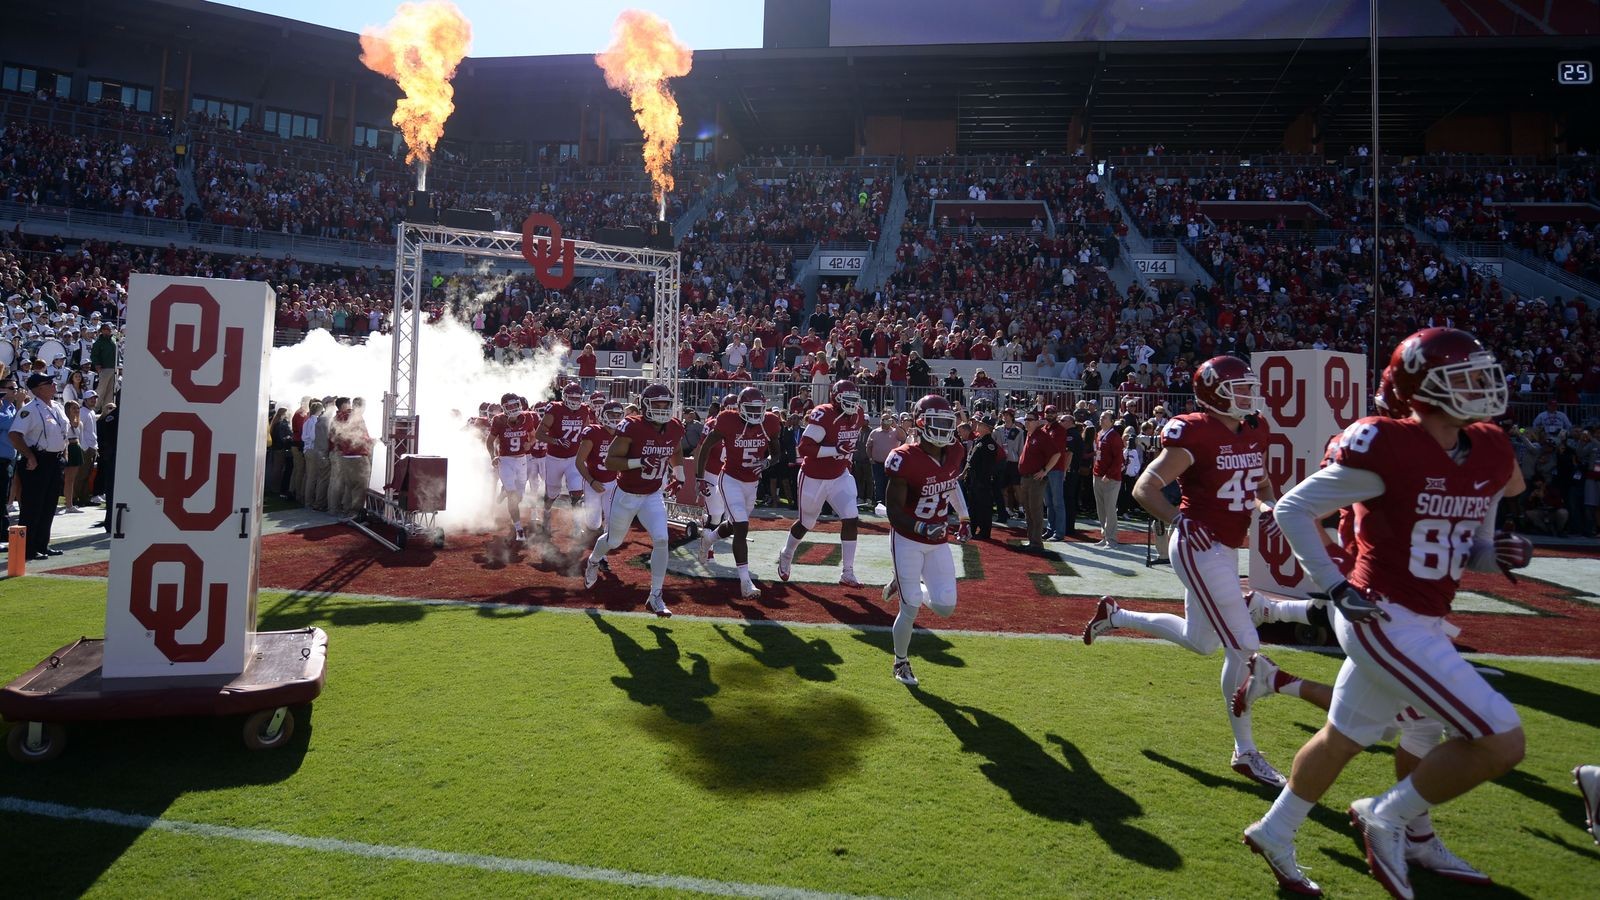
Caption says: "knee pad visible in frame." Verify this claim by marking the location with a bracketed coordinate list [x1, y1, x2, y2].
[929, 602, 956, 619]
[1397, 717, 1448, 758]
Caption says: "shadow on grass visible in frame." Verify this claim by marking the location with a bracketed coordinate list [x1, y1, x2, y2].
[1521, 825, 1600, 862]
[1140, 749, 1362, 846]
[1323, 844, 1535, 900]
[589, 612, 717, 724]
[1494, 768, 1594, 828]
[0, 706, 313, 899]
[713, 623, 842, 682]
[914, 690, 1181, 870]
[639, 662, 883, 795]
[1488, 667, 1600, 730]
[851, 628, 967, 668]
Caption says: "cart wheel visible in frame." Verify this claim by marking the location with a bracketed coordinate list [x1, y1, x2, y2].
[684, 521, 699, 539]
[6, 721, 66, 763]
[242, 707, 295, 751]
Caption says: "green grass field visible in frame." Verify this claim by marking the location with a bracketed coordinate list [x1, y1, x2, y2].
[2, 579, 1598, 898]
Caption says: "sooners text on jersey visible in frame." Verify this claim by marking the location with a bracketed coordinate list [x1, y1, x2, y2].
[800, 402, 865, 480]
[489, 413, 535, 458]
[580, 423, 618, 484]
[715, 409, 781, 483]
[886, 441, 966, 544]
[1333, 417, 1514, 617]
[543, 405, 594, 459]
[1160, 411, 1269, 549]
[615, 415, 685, 495]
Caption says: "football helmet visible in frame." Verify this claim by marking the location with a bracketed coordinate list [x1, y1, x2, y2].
[600, 400, 625, 429]
[1388, 327, 1507, 422]
[1193, 355, 1261, 418]
[589, 390, 606, 411]
[640, 383, 674, 424]
[917, 394, 958, 446]
[562, 382, 585, 410]
[722, 392, 738, 409]
[831, 378, 862, 416]
[1374, 366, 1411, 419]
[500, 392, 524, 415]
[738, 387, 767, 425]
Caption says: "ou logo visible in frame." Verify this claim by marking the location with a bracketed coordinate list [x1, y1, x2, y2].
[1324, 357, 1362, 428]
[1258, 356, 1307, 428]
[1258, 514, 1304, 589]
[131, 284, 244, 664]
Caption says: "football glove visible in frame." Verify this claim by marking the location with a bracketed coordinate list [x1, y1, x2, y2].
[1172, 513, 1214, 552]
[952, 521, 972, 544]
[1259, 507, 1284, 546]
[698, 479, 713, 499]
[915, 520, 948, 541]
[1494, 530, 1532, 583]
[1326, 580, 1382, 624]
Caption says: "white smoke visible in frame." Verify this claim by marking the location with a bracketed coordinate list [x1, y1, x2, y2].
[267, 316, 567, 533]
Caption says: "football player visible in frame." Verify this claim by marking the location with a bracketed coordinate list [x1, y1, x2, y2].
[535, 382, 596, 537]
[882, 395, 970, 687]
[487, 394, 536, 542]
[584, 383, 685, 617]
[1236, 366, 1492, 892]
[576, 400, 624, 565]
[779, 378, 868, 587]
[526, 400, 549, 510]
[1578, 764, 1600, 845]
[1244, 329, 1531, 899]
[694, 387, 780, 597]
[695, 394, 739, 561]
[1083, 355, 1319, 788]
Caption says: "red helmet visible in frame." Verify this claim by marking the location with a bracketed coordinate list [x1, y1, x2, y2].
[1374, 366, 1411, 419]
[738, 386, 767, 425]
[1387, 327, 1506, 421]
[640, 383, 674, 423]
[916, 394, 957, 446]
[562, 382, 585, 409]
[600, 400, 624, 429]
[589, 390, 606, 410]
[1193, 355, 1260, 418]
[500, 392, 524, 415]
[831, 378, 862, 415]
[722, 392, 738, 409]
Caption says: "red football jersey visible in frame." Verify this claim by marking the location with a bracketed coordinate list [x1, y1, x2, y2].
[799, 402, 866, 480]
[614, 415, 685, 495]
[714, 409, 781, 483]
[527, 404, 548, 458]
[579, 423, 618, 484]
[489, 412, 536, 458]
[885, 441, 966, 544]
[1333, 417, 1514, 617]
[1319, 433, 1359, 552]
[542, 404, 595, 459]
[1160, 411, 1269, 550]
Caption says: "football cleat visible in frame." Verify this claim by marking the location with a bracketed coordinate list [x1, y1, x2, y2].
[1232, 653, 1281, 717]
[739, 582, 762, 600]
[1232, 749, 1288, 788]
[1246, 590, 1268, 626]
[513, 523, 527, 543]
[1083, 596, 1118, 646]
[839, 570, 863, 588]
[1405, 833, 1491, 885]
[1243, 821, 1322, 896]
[645, 592, 673, 618]
[777, 550, 793, 582]
[1576, 765, 1600, 844]
[597, 557, 611, 573]
[1349, 797, 1414, 900]
[882, 577, 900, 604]
[893, 658, 918, 686]
[584, 557, 601, 589]
[700, 529, 717, 562]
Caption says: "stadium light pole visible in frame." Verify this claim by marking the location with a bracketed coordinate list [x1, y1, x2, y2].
[1370, 0, 1382, 386]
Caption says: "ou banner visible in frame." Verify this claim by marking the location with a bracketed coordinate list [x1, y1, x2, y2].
[104, 276, 273, 680]
[1247, 350, 1366, 599]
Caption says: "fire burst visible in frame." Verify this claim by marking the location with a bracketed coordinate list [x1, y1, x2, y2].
[595, 10, 693, 217]
[360, 0, 473, 184]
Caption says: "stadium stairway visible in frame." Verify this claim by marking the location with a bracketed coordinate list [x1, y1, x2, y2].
[673, 169, 736, 244]
[1408, 225, 1598, 307]
[857, 172, 908, 292]
[1103, 176, 1215, 290]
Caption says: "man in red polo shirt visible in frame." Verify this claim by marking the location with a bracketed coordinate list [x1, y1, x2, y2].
[1016, 409, 1059, 553]
[1091, 410, 1125, 547]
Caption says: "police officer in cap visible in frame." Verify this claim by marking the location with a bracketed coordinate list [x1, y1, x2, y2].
[963, 415, 1003, 540]
[8, 372, 70, 560]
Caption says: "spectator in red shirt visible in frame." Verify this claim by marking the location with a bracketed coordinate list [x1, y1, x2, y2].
[577, 343, 598, 391]
[1016, 409, 1060, 553]
[1091, 410, 1125, 548]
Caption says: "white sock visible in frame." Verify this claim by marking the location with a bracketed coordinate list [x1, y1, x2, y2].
[1372, 776, 1432, 826]
[1111, 608, 1211, 654]
[841, 539, 857, 572]
[1224, 649, 1255, 752]
[892, 599, 917, 659]
[589, 533, 608, 565]
[737, 563, 751, 587]
[1259, 786, 1315, 840]
[1271, 599, 1314, 625]
[649, 541, 668, 593]
[783, 532, 801, 557]
[1406, 811, 1435, 839]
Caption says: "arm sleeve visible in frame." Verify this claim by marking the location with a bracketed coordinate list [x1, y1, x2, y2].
[1274, 464, 1387, 591]
[1465, 493, 1506, 573]
[799, 423, 831, 457]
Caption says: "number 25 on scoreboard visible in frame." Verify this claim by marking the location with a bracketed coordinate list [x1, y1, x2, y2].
[1558, 61, 1592, 85]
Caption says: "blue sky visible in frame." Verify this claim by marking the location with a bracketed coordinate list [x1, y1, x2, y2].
[214, 0, 765, 57]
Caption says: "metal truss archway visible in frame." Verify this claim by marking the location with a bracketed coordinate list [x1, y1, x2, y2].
[369, 221, 680, 547]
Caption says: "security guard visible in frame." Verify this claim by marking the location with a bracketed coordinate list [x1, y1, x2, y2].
[8, 372, 70, 560]
[962, 415, 1004, 541]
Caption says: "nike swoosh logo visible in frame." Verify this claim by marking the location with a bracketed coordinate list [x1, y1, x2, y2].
[1474, 480, 1491, 490]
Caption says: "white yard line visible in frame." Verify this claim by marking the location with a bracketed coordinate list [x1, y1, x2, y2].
[0, 797, 885, 900]
[29, 572, 1600, 664]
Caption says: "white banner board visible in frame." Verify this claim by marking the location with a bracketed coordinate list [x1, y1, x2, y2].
[104, 275, 273, 680]
[1248, 349, 1367, 599]
[817, 251, 869, 275]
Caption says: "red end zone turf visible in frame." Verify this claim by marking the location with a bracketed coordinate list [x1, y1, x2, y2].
[57, 518, 1600, 658]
